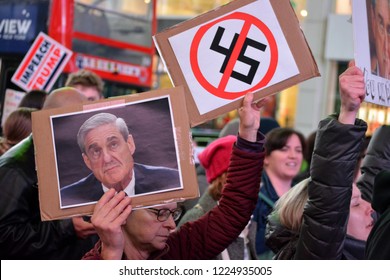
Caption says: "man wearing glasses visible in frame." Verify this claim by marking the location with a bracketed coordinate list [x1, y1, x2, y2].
[60, 112, 181, 208]
[369, 0, 390, 79]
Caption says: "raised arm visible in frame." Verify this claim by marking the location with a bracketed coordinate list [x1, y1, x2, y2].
[294, 62, 367, 259]
[238, 92, 268, 141]
[338, 61, 366, 124]
[166, 93, 267, 259]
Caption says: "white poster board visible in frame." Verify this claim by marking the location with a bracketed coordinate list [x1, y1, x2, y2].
[153, 0, 319, 127]
[167, 0, 299, 115]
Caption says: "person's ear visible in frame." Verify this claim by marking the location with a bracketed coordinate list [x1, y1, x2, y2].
[127, 135, 136, 155]
[82, 153, 92, 170]
[264, 155, 269, 166]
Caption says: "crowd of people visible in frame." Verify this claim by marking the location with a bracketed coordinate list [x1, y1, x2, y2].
[1, 58, 390, 261]
[0, 70, 103, 259]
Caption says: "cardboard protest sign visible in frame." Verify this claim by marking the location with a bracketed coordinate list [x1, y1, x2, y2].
[353, 0, 390, 106]
[11, 32, 72, 92]
[153, 0, 320, 127]
[33, 86, 198, 221]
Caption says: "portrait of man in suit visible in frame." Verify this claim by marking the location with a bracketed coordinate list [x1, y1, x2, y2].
[368, 0, 390, 79]
[60, 112, 181, 208]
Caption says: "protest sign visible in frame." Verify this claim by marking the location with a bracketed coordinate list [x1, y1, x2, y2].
[154, 0, 320, 126]
[33, 86, 198, 220]
[11, 32, 72, 92]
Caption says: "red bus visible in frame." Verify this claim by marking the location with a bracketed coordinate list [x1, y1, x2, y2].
[0, 0, 157, 127]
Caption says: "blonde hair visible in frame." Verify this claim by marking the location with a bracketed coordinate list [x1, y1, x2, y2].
[273, 178, 310, 232]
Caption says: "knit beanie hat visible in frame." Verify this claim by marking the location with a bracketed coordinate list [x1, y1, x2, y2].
[198, 135, 237, 183]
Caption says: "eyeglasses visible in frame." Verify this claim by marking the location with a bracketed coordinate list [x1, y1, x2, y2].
[148, 207, 182, 222]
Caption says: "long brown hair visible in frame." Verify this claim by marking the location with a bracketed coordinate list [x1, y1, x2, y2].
[3, 107, 36, 145]
[208, 172, 228, 201]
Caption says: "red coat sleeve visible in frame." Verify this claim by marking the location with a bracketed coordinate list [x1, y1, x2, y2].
[164, 143, 264, 260]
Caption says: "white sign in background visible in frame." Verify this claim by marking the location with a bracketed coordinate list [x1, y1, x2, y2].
[1, 89, 25, 127]
[353, 0, 390, 107]
[168, 0, 299, 115]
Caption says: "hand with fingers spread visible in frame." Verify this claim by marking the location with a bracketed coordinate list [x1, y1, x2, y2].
[339, 60, 366, 125]
[91, 189, 132, 260]
[238, 92, 269, 142]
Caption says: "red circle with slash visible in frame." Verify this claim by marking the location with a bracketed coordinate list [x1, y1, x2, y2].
[190, 12, 278, 100]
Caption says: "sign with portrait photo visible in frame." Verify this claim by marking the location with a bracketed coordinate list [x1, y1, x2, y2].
[153, 0, 319, 126]
[33, 86, 198, 221]
[353, 0, 390, 106]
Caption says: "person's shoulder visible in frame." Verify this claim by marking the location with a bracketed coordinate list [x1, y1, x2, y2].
[0, 137, 35, 176]
[134, 163, 180, 190]
[134, 163, 179, 174]
[61, 173, 98, 192]
[60, 173, 102, 207]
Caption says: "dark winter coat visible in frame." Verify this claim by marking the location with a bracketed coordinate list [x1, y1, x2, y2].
[266, 115, 367, 259]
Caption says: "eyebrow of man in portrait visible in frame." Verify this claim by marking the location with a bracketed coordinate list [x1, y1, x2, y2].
[59, 112, 181, 208]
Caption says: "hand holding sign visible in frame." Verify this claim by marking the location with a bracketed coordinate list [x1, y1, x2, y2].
[154, 0, 319, 127]
[238, 92, 269, 142]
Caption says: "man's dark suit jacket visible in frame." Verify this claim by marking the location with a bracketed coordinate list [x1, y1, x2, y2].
[60, 163, 181, 207]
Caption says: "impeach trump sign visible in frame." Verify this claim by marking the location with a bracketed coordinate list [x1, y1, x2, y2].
[11, 32, 72, 92]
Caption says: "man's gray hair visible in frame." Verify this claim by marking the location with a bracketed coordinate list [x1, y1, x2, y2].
[77, 112, 129, 154]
